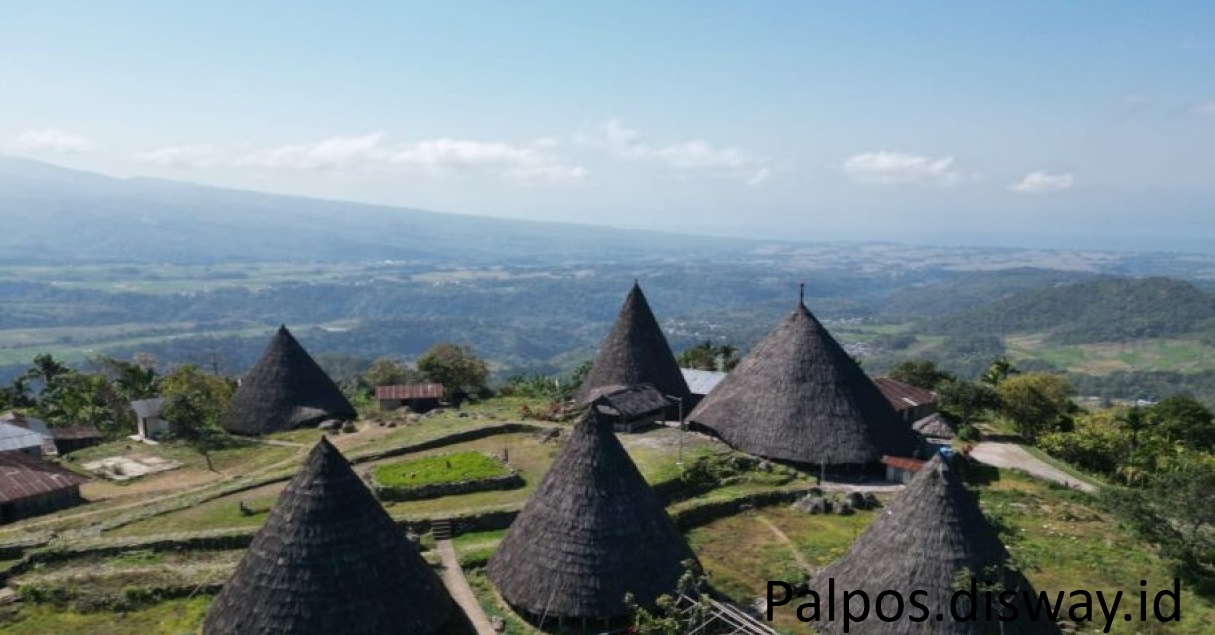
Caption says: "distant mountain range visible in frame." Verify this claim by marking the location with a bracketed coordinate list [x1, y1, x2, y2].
[0, 155, 743, 266]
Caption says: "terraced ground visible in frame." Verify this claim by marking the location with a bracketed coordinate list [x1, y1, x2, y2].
[1, 397, 1212, 635]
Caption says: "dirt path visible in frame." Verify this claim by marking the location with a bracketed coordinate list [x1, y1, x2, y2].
[436, 539, 498, 635]
[756, 515, 811, 572]
[969, 441, 1098, 492]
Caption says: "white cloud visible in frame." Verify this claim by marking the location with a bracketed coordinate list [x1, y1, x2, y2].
[134, 145, 224, 169]
[1192, 100, 1215, 116]
[1008, 171, 1074, 194]
[236, 132, 387, 170]
[9, 128, 96, 154]
[233, 133, 585, 184]
[841, 151, 968, 185]
[578, 119, 772, 185]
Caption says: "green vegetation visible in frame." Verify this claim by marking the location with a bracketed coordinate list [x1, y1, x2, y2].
[925, 276, 1215, 345]
[373, 451, 511, 488]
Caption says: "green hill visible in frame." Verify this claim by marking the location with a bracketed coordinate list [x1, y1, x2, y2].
[922, 276, 1215, 345]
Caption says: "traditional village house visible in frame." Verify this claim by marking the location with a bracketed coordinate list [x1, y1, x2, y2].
[203, 437, 457, 635]
[688, 287, 917, 473]
[220, 325, 356, 435]
[487, 409, 698, 629]
[806, 454, 1057, 634]
[577, 282, 691, 415]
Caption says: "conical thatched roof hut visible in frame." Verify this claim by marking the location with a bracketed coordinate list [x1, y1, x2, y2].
[687, 296, 916, 467]
[487, 409, 697, 623]
[204, 437, 454, 635]
[804, 455, 1052, 634]
[577, 282, 691, 404]
[221, 325, 356, 435]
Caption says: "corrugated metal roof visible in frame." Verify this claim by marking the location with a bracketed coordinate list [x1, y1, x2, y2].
[0, 451, 90, 503]
[131, 398, 166, 419]
[375, 384, 445, 400]
[680, 368, 727, 396]
[0, 412, 51, 438]
[873, 377, 936, 411]
[0, 422, 45, 453]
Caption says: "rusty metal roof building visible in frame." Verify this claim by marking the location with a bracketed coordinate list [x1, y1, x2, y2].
[873, 377, 937, 412]
[0, 452, 90, 504]
[374, 384, 445, 400]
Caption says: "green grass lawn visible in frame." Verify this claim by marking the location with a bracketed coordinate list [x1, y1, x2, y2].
[0, 597, 210, 634]
[373, 451, 511, 488]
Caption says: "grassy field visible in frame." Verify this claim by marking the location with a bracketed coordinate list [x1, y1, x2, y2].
[4, 397, 1211, 635]
[1006, 333, 1215, 375]
[374, 451, 512, 488]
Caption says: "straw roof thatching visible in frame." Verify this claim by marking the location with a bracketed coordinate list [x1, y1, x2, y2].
[204, 437, 453, 635]
[687, 299, 916, 466]
[592, 384, 672, 420]
[912, 412, 958, 439]
[577, 282, 691, 404]
[221, 325, 356, 435]
[487, 409, 697, 621]
[805, 455, 1052, 634]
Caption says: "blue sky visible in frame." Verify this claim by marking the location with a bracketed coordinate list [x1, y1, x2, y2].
[2, 1, 1214, 249]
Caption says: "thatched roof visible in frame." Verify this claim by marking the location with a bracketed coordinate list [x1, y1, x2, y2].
[913, 412, 958, 439]
[687, 300, 916, 466]
[577, 282, 691, 404]
[592, 384, 672, 420]
[805, 455, 1052, 634]
[487, 409, 697, 620]
[204, 437, 453, 635]
[221, 326, 356, 435]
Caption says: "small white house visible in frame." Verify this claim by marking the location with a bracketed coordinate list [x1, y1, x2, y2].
[131, 398, 171, 440]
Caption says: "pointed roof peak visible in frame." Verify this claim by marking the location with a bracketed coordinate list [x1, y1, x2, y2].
[577, 283, 690, 403]
[488, 408, 697, 619]
[220, 328, 357, 435]
[688, 299, 916, 466]
[204, 433, 454, 634]
[805, 453, 1052, 633]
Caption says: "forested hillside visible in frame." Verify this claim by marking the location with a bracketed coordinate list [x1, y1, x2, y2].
[923, 277, 1215, 344]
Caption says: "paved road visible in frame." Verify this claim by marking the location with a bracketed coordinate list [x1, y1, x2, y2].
[969, 442, 1098, 492]
[436, 539, 499, 635]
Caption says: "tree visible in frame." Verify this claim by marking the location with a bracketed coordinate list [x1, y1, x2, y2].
[161, 365, 234, 471]
[981, 356, 1019, 387]
[676, 340, 740, 372]
[936, 379, 1000, 425]
[363, 356, 419, 389]
[888, 359, 955, 390]
[1038, 409, 1131, 477]
[997, 372, 1076, 442]
[416, 344, 489, 399]
[1146, 395, 1215, 452]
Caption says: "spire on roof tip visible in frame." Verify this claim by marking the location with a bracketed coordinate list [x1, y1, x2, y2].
[799, 282, 805, 305]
